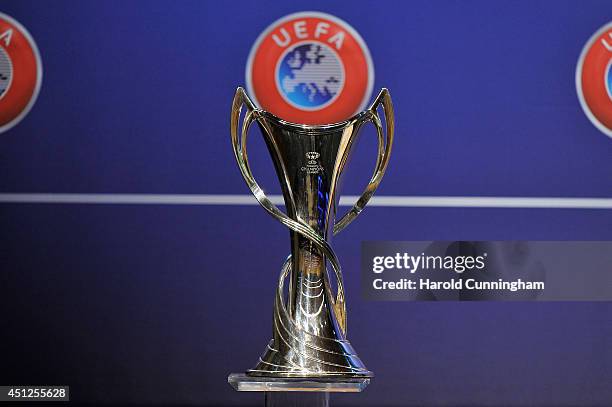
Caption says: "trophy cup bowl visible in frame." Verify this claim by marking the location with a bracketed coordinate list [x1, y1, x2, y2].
[230, 86, 394, 378]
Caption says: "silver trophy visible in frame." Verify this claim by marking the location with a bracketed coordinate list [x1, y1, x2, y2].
[230, 86, 394, 378]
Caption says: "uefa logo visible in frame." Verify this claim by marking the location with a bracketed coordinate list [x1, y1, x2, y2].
[0, 12, 42, 134]
[576, 21, 612, 138]
[246, 12, 374, 125]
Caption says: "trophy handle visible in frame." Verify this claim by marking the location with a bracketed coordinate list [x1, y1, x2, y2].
[333, 88, 395, 235]
[230, 87, 349, 335]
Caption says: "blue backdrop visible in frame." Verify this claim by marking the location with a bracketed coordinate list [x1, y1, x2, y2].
[0, 0, 611, 405]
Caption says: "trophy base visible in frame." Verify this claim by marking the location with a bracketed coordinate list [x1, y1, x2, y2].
[228, 373, 370, 407]
[228, 373, 370, 392]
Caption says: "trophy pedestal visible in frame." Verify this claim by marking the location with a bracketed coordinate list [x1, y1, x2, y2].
[228, 373, 370, 407]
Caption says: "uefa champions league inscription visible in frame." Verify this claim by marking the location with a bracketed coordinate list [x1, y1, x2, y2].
[230, 86, 394, 377]
[301, 152, 324, 174]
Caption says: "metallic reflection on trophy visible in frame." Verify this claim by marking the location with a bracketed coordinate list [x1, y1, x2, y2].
[230, 86, 394, 378]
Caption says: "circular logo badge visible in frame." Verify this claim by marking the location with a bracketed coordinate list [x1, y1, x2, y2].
[576, 21, 612, 138]
[0, 12, 42, 134]
[246, 12, 374, 125]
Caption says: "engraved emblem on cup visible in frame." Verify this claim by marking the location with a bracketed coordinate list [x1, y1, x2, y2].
[230, 86, 394, 377]
[301, 151, 323, 174]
